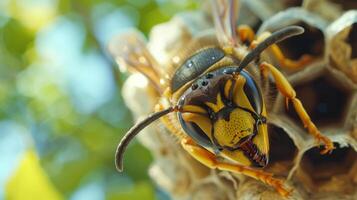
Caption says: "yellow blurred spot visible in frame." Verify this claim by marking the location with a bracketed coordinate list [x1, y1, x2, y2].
[8, 0, 57, 31]
[5, 150, 63, 200]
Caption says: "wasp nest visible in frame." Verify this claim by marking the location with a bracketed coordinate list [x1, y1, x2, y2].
[120, 1, 357, 199]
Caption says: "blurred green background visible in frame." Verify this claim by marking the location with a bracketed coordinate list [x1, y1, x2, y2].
[0, 0, 198, 199]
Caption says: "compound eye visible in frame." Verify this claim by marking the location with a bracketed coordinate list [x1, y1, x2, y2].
[178, 112, 213, 149]
[240, 71, 263, 115]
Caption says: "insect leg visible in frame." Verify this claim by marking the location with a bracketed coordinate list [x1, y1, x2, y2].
[236, 25, 255, 44]
[259, 62, 335, 154]
[181, 137, 292, 197]
[252, 32, 314, 69]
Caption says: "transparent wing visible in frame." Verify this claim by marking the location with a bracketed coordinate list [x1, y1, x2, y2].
[108, 30, 163, 92]
[210, 0, 240, 48]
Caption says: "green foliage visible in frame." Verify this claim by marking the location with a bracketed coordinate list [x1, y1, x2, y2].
[0, 0, 199, 199]
[2, 19, 33, 56]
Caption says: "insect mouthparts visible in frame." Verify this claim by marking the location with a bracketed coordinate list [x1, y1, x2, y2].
[240, 140, 267, 167]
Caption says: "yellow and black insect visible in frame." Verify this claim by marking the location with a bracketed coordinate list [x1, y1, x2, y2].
[110, 0, 335, 197]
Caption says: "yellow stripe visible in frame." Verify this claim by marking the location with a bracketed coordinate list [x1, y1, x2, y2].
[224, 79, 232, 99]
[205, 93, 226, 113]
[182, 105, 207, 115]
[232, 75, 255, 112]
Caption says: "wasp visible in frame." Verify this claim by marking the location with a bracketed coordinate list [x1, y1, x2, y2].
[110, 0, 335, 197]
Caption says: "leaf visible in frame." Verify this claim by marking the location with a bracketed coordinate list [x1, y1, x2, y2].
[5, 150, 63, 200]
[2, 19, 33, 55]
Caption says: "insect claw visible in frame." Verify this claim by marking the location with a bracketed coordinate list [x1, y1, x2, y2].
[249, 41, 258, 49]
[275, 181, 293, 197]
[320, 148, 329, 155]
[285, 98, 289, 110]
[259, 62, 269, 79]
[315, 135, 335, 155]
[320, 147, 333, 155]
[284, 188, 294, 198]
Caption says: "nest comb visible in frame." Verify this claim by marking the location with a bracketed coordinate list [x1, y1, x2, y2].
[120, 1, 357, 199]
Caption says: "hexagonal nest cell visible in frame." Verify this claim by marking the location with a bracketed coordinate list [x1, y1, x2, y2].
[265, 124, 298, 176]
[276, 22, 324, 61]
[347, 23, 357, 59]
[299, 143, 357, 193]
[330, 0, 357, 10]
[281, 0, 303, 9]
[285, 71, 352, 129]
[328, 19, 357, 84]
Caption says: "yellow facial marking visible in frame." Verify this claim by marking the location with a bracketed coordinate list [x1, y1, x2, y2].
[262, 100, 267, 117]
[213, 108, 255, 148]
[182, 105, 207, 115]
[253, 122, 269, 155]
[205, 93, 226, 113]
[181, 113, 212, 140]
[224, 79, 233, 98]
[232, 76, 255, 112]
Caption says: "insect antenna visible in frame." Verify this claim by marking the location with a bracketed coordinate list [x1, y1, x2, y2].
[115, 106, 178, 172]
[236, 26, 305, 72]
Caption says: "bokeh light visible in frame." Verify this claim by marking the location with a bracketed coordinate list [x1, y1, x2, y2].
[0, 0, 198, 199]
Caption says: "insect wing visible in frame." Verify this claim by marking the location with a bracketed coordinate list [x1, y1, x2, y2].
[108, 30, 163, 92]
[210, 0, 240, 48]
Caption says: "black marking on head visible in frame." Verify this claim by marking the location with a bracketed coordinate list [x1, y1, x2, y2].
[179, 67, 263, 115]
[171, 48, 225, 92]
[208, 67, 263, 115]
[216, 107, 235, 122]
[177, 67, 265, 155]
[180, 69, 231, 106]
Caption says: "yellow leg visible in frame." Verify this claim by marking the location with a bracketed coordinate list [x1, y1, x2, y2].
[251, 32, 314, 70]
[250, 32, 271, 49]
[260, 62, 335, 154]
[237, 25, 255, 44]
[181, 138, 292, 197]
